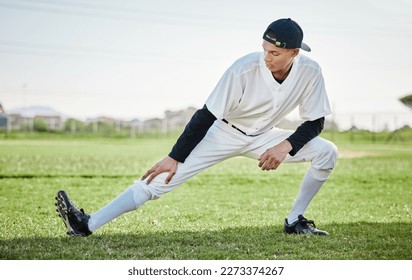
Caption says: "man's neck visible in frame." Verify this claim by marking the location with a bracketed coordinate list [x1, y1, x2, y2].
[272, 62, 293, 82]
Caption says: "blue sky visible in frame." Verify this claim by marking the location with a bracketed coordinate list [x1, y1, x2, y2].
[1, 0, 412, 129]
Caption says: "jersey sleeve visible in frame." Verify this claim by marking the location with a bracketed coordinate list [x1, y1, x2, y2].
[168, 105, 217, 163]
[299, 70, 331, 121]
[286, 117, 324, 156]
[205, 68, 243, 120]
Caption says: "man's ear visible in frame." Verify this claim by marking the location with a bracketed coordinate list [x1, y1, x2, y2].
[291, 48, 300, 57]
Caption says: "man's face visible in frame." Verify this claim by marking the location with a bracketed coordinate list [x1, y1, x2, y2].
[262, 40, 298, 73]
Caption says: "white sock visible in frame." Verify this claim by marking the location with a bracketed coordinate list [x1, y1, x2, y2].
[287, 167, 328, 224]
[88, 182, 151, 232]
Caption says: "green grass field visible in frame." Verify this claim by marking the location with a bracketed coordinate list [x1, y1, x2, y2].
[0, 132, 411, 260]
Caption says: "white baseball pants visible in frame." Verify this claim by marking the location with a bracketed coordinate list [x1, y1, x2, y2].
[137, 119, 338, 200]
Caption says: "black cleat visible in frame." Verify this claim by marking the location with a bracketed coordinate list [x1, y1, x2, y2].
[55, 190, 92, 237]
[284, 215, 329, 236]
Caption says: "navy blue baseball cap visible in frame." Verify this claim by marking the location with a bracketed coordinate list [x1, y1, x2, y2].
[263, 18, 311, 52]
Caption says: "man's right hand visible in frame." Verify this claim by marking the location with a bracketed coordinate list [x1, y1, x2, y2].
[141, 156, 178, 185]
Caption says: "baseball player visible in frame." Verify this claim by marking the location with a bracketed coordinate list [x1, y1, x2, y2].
[56, 18, 338, 237]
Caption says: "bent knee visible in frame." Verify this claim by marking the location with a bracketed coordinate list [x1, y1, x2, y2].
[313, 139, 338, 171]
[325, 141, 339, 164]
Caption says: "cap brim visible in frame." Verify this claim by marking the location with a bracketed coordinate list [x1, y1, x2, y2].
[301, 42, 311, 52]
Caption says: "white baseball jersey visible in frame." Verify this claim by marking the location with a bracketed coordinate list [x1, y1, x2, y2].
[205, 52, 331, 136]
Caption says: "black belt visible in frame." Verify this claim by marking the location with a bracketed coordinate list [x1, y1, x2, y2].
[222, 119, 264, 137]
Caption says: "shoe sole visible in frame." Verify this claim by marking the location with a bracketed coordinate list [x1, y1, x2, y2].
[55, 191, 86, 237]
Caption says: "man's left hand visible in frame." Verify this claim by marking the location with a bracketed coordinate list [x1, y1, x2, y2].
[258, 140, 292, 171]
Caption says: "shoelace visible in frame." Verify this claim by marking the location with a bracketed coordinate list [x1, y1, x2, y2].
[301, 218, 317, 228]
[70, 208, 87, 222]
[68, 203, 85, 218]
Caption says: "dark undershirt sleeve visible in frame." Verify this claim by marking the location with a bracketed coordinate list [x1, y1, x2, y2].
[168, 104, 217, 163]
[286, 117, 325, 156]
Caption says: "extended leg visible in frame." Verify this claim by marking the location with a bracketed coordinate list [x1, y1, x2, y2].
[55, 121, 247, 236]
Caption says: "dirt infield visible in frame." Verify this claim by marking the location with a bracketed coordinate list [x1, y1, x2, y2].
[338, 149, 378, 158]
